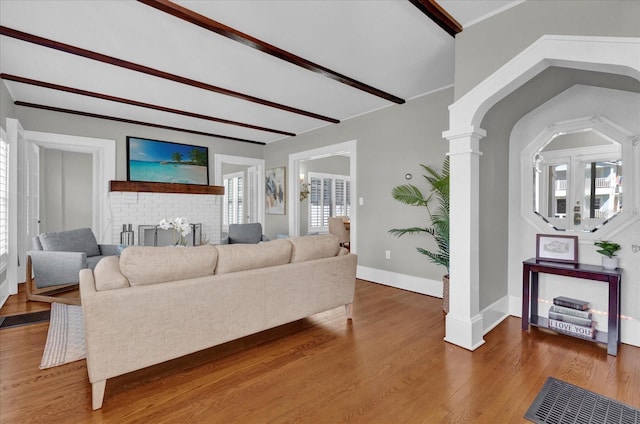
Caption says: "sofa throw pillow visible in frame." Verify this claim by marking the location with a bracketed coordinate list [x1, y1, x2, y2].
[215, 239, 292, 274]
[38, 227, 101, 257]
[289, 234, 340, 263]
[93, 256, 130, 291]
[120, 245, 218, 286]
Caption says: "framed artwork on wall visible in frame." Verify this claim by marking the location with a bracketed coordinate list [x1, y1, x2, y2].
[266, 167, 286, 215]
[536, 234, 579, 264]
[127, 136, 209, 185]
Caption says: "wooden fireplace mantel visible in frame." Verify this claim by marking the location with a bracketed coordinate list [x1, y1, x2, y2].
[110, 180, 224, 195]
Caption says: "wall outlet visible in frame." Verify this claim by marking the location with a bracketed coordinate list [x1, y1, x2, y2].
[359, 197, 364, 206]
[385, 250, 391, 259]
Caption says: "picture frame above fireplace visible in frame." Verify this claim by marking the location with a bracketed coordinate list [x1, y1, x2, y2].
[127, 136, 209, 186]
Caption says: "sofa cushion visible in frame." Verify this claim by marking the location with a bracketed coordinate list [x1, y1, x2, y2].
[39, 228, 101, 257]
[215, 239, 292, 274]
[94, 256, 130, 291]
[120, 245, 217, 286]
[289, 234, 340, 263]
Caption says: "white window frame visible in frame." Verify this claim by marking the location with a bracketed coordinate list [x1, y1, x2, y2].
[308, 172, 350, 233]
[0, 129, 8, 272]
[223, 171, 244, 230]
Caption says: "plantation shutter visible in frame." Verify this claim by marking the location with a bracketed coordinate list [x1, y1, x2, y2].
[0, 136, 8, 270]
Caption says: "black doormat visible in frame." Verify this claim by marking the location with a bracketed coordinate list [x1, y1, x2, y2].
[0, 310, 50, 329]
[525, 376, 639, 424]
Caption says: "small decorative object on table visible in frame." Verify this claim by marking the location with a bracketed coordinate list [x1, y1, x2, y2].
[594, 240, 621, 270]
[548, 296, 596, 339]
[158, 217, 191, 246]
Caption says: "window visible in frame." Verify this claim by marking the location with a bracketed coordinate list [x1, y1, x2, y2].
[223, 172, 244, 229]
[308, 172, 350, 232]
[0, 133, 8, 271]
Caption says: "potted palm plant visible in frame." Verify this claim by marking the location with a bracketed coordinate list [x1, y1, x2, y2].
[594, 240, 621, 270]
[389, 157, 450, 313]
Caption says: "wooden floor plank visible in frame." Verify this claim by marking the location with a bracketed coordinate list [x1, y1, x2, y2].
[0, 279, 638, 424]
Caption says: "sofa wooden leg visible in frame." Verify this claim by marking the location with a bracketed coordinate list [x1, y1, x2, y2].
[92, 380, 106, 410]
[345, 303, 353, 320]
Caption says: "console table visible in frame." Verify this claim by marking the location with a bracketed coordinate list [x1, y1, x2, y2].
[521, 258, 622, 356]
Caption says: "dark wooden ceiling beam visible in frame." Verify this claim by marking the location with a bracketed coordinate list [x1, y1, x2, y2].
[1, 73, 295, 137]
[0, 25, 339, 123]
[14, 101, 266, 145]
[138, 0, 405, 105]
[408, 0, 462, 37]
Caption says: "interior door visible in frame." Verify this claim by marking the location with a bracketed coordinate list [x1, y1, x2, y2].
[27, 143, 40, 248]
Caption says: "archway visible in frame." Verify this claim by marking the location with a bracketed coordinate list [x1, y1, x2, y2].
[442, 35, 640, 350]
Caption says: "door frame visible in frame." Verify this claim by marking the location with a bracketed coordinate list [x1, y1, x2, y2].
[287, 140, 357, 252]
[24, 130, 116, 243]
[214, 154, 265, 225]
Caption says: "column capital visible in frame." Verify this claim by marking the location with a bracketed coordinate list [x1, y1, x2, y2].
[444, 126, 486, 157]
[442, 126, 487, 142]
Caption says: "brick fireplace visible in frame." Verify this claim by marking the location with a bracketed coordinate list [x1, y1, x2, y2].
[108, 182, 223, 245]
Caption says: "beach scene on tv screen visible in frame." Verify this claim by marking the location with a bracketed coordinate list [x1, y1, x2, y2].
[128, 137, 208, 185]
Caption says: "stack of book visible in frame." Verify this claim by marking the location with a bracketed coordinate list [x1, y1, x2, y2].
[548, 296, 596, 339]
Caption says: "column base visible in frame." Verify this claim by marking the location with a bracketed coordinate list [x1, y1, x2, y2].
[444, 312, 485, 351]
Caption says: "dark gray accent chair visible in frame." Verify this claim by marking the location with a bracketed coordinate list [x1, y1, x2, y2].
[220, 223, 269, 244]
[26, 228, 120, 305]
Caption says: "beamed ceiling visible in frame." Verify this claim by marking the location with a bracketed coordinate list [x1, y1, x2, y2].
[0, 0, 519, 145]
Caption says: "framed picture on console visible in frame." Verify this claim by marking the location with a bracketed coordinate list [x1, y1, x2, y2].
[127, 136, 209, 185]
[536, 234, 579, 264]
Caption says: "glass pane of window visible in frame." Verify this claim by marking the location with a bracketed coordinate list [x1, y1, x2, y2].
[547, 164, 567, 218]
[583, 160, 622, 220]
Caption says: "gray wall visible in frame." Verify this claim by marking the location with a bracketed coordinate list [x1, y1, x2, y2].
[299, 155, 350, 235]
[39, 149, 93, 233]
[13, 105, 265, 182]
[454, 1, 640, 100]
[265, 88, 452, 281]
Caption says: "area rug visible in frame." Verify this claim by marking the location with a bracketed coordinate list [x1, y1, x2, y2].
[39, 303, 86, 370]
[525, 376, 639, 423]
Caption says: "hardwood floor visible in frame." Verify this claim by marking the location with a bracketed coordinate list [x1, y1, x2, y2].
[1, 280, 638, 424]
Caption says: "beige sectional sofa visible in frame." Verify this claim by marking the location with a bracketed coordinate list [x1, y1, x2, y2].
[79, 234, 357, 410]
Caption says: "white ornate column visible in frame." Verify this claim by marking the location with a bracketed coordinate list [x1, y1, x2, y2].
[442, 126, 486, 350]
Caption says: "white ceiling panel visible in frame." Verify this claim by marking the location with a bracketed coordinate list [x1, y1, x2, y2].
[0, 0, 520, 144]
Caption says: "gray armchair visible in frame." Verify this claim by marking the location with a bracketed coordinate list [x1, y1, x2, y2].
[26, 228, 120, 305]
[220, 223, 269, 244]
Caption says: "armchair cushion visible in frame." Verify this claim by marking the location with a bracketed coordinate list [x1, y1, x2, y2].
[28, 250, 87, 288]
[226, 223, 269, 244]
[38, 228, 101, 257]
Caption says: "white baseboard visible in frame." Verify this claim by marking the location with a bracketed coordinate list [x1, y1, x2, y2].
[356, 266, 442, 298]
[481, 295, 510, 335]
[0, 278, 10, 309]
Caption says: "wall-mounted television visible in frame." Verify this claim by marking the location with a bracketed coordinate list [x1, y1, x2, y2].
[126, 136, 209, 186]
